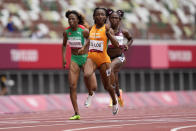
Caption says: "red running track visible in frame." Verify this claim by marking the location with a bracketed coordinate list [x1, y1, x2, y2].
[0, 105, 196, 131]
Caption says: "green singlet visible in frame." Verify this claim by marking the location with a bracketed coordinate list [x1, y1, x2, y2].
[65, 25, 87, 67]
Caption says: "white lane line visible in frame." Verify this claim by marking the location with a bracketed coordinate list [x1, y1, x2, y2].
[1, 115, 196, 126]
[63, 121, 169, 131]
[2, 111, 196, 120]
[171, 125, 196, 131]
[0, 123, 67, 130]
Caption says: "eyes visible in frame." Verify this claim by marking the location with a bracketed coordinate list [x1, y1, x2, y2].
[68, 14, 78, 22]
[94, 12, 106, 17]
[110, 17, 120, 20]
[68, 17, 77, 21]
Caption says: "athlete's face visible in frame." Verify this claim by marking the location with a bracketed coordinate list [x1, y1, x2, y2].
[94, 9, 107, 25]
[109, 12, 120, 27]
[68, 13, 79, 28]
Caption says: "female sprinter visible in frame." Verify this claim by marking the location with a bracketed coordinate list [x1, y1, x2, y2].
[62, 10, 97, 120]
[107, 9, 133, 107]
[79, 7, 119, 115]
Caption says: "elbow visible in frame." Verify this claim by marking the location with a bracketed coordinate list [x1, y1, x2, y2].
[115, 42, 119, 48]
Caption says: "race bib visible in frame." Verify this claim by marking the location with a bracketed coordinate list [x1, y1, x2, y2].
[108, 36, 124, 46]
[68, 40, 82, 48]
[89, 40, 104, 51]
[116, 36, 124, 45]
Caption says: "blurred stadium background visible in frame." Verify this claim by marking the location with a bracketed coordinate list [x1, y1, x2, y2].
[0, 0, 196, 96]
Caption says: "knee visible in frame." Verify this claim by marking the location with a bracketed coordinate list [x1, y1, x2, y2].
[84, 72, 92, 79]
[92, 85, 97, 91]
[103, 83, 111, 91]
[69, 83, 77, 91]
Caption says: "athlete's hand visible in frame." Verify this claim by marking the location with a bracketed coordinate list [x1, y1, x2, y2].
[124, 45, 128, 51]
[78, 47, 85, 55]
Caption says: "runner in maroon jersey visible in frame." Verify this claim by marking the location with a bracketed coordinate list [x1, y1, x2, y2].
[107, 9, 133, 107]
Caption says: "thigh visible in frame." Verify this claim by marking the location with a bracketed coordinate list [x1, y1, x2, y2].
[69, 61, 81, 85]
[111, 57, 125, 73]
[83, 58, 97, 77]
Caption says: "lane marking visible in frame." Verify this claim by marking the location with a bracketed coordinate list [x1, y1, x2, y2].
[1, 116, 196, 126]
[0, 123, 67, 130]
[171, 125, 196, 131]
[0, 117, 195, 130]
[1, 115, 196, 127]
[63, 121, 169, 131]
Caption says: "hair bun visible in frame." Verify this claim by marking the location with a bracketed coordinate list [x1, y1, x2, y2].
[107, 8, 114, 16]
[117, 10, 124, 17]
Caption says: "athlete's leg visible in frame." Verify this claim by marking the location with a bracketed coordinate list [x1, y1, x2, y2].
[83, 58, 97, 107]
[99, 63, 118, 114]
[99, 63, 117, 105]
[0, 76, 7, 96]
[111, 57, 126, 96]
[69, 61, 81, 115]
[83, 58, 97, 92]
[83, 72, 97, 107]
[83, 72, 97, 95]
[111, 57, 126, 107]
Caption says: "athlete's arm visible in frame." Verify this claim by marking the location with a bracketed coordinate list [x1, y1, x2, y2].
[78, 28, 90, 54]
[122, 29, 133, 51]
[62, 31, 68, 68]
[105, 24, 119, 48]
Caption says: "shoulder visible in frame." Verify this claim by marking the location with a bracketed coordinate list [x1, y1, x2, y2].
[82, 28, 89, 36]
[65, 26, 71, 30]
[78, 25, 86, 29]
[82, 28, 89, 33]
[65, 26, 71, 33]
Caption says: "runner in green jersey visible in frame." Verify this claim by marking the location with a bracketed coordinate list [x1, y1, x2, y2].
[62, 10, 97, 120]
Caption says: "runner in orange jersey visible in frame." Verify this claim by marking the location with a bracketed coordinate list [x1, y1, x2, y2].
[79, 7, 119, 115]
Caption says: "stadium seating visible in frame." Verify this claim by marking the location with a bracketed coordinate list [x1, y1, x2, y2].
[0, 0, 196, 40]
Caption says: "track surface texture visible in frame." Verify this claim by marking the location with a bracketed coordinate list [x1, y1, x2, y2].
[0, 105, 196, 131]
